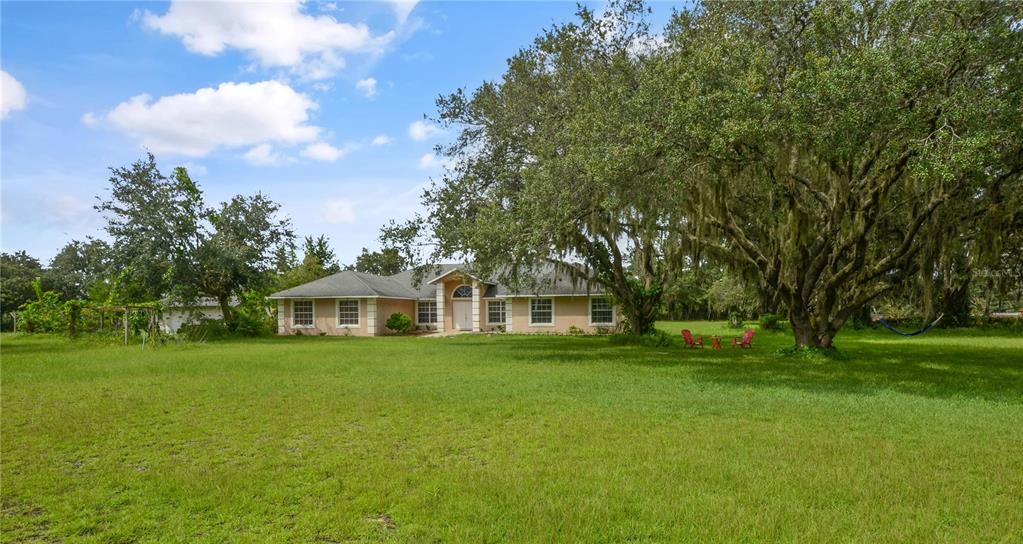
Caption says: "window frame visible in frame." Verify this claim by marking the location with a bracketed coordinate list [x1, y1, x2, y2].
[528, 297, 555, 327]
[292, 299, 314, 328]
[487, 300, 506, 325]
[452, 284, 473, 298]
[588, 296, 615, 326]
[416, 300, 438, 325]
[336, 298, 360, 327]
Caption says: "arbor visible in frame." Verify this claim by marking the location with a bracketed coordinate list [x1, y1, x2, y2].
[97, 154, 294, 324]
[387, 2, 687, 334]
[660, 0, 1022, 347]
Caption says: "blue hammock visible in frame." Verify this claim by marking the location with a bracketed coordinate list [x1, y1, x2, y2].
[877, 313, 944, 337]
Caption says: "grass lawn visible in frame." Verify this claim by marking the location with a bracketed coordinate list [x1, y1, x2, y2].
[2, 323, 1022, 543]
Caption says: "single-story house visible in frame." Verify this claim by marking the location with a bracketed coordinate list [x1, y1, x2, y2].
[268, 264, 620, 336]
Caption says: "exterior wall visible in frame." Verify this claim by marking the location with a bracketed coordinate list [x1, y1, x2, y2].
[375, 298, 416, 334]
[508, 296, 617, 334]
[277, 298, 370, 336]
[273, 293, 617, 336]
[160, 306, 224, 333]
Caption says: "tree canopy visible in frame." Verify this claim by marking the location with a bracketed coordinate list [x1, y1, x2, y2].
[392, 0, 1022, 346]
[96, 154, 293, 325]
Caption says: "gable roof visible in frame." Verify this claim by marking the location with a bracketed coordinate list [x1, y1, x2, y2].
[269, 270, 418, 299]
[269, 262, 606, 300]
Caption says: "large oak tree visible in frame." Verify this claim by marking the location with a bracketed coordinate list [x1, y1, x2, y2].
[658, 0, 1022, 347]
[388, 1, 689, 334]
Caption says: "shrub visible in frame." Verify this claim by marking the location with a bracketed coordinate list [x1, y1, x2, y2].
[233, 310, 271, 337]
[727, 312, 744, 329]
[758, 313, 781, 331]
[567, 325, 584, 336]
[609, 329, 674, 347]
[179, 318, 232, 342]
[385, 312, 413, 334]
[18, 282, 66, 333]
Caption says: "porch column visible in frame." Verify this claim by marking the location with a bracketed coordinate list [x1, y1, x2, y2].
[506, 298, 513, 332]
[277, 300, 285, 334]
[471, 281, 481, 332]
[367, 299, 377, 335]
[435, 286, 445, 332]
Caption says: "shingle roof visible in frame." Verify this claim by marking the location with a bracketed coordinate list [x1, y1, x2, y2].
[269, 270, 417, 299]
[269, 263, 605, 299]
[386, 264, 462, 298]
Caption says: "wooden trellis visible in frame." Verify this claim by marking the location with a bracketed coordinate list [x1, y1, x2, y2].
[82, 304, 163, 344]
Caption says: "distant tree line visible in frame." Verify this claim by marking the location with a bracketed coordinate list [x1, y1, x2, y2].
[1, 154, 408, 334]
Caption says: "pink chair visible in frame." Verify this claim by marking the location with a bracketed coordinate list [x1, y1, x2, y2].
[681, 329, 704, 349]
[732, 329, 755, 349]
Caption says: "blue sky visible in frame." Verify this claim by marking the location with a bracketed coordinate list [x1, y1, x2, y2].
[1, 1, 680, 264]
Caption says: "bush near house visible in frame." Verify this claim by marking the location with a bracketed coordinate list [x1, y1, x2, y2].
[385, 312, 413, 334]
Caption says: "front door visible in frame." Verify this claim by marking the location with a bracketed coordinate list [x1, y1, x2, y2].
[453, 300, 472, 330]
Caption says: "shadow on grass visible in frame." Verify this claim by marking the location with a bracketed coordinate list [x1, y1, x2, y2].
[470, 332, 1023, 403]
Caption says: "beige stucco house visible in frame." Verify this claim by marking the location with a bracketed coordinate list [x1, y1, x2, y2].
[268, 264, 619, 336]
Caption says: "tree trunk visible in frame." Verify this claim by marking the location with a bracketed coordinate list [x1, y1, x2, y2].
[789, 309, 836, 349]
[218, 295, 235, 329]
[618, 294, 660, 335]
[941, 279, 971, 327]
[920, 254, 936, 321]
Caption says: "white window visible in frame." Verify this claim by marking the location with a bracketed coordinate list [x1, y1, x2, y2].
[417, 300, 438, 324]
[337, 299, 360, 326]
[529, 298, 553, 325]
[293, 300, 313, 327]
[487, 300, 506, 324]
[590, 297, 614, 325]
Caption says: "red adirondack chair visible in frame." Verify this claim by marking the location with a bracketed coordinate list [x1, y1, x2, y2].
[681, 329, 704, 349]
[732, 329, 755, 349]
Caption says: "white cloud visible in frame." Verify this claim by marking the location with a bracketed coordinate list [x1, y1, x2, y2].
[1, 70, 27, 119]
[390, 0, 420, 24]
[101, 80, 320, 157]
[244, 144, 285, 166]
[408, 120, 444, 141]
[321, 199, 357, 224]
[48, 195, 92, 223]
[418, 152, 452, 170]
[301, 142, 356, 162]
[141, 1, 394, 80]
[80, 112, 99, 127]
[355, 77, 377, 98]
[371, 134, 393, 146]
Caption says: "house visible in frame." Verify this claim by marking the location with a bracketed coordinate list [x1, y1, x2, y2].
[268, 264, 619, 336]
[159, 297, 235, 333]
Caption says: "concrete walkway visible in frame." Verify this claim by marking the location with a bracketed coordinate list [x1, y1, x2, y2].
[420, 330, 472, 338]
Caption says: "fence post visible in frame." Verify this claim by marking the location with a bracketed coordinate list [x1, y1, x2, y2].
[124, 306, 129, 345]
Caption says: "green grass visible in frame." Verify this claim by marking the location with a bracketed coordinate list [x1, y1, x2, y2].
[2, 324, 1022, 543]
